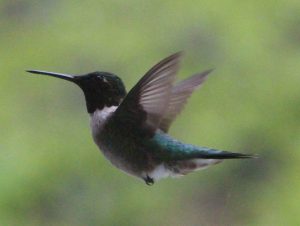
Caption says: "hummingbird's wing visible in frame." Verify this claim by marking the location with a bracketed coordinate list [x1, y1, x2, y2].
[114, 52, 182, 135]
[159, 69, 213, 132]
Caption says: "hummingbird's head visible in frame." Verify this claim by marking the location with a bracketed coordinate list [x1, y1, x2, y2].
[27, 70, 127, 113]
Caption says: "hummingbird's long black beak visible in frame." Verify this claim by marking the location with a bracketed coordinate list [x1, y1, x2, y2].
[26, 70, 75, 82]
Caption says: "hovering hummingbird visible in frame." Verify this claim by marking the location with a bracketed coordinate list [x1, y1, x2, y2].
[27, 53, 254, 185]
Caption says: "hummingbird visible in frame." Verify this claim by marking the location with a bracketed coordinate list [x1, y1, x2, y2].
[27, 52, 254, 185]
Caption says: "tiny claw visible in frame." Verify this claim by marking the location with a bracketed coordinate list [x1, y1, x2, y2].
[144, 176, 154, 186]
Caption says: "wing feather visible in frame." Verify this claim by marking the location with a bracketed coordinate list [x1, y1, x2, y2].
[113, 53, 182, 135]
[159, 69, 213, 132]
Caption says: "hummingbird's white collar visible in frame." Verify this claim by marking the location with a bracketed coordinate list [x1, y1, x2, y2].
[90, 106, 118, 135]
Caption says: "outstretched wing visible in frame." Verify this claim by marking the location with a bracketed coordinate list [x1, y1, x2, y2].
[113, 53, 182, 136]
[159, 69, 213, 132]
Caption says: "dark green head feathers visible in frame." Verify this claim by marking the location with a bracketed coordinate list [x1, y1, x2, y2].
[74, 72, 127, 113]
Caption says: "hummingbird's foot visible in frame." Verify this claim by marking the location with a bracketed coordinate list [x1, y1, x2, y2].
[144, 175, 154, 186]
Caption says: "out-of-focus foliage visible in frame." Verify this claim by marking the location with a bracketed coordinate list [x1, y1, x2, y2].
[1, 0, 300, 225]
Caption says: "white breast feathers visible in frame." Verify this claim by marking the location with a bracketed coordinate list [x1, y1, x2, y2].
[90, 106, 117, 135]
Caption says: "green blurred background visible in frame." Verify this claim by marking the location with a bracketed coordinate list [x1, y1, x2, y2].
[1, 0, 300, 225]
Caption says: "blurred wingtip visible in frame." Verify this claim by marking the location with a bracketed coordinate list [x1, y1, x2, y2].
[203, 68, 215, 76]
[169, 51, 184, 61]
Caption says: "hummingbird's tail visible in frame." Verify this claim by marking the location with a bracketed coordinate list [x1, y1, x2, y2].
[167, 147, 256, 177]
[192, 148, 256, 159]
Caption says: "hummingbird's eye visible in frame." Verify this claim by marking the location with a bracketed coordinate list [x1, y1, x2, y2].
[96, 75, 108, 83]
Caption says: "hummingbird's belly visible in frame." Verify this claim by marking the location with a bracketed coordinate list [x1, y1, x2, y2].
[95, 140, 147, 178]
[98, 143, 172, 181]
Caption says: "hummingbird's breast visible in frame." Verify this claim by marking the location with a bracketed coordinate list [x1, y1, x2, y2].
[90, 106, 118, 136]
[90, 107, 126, 166]
[89, 106, 154, 178]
